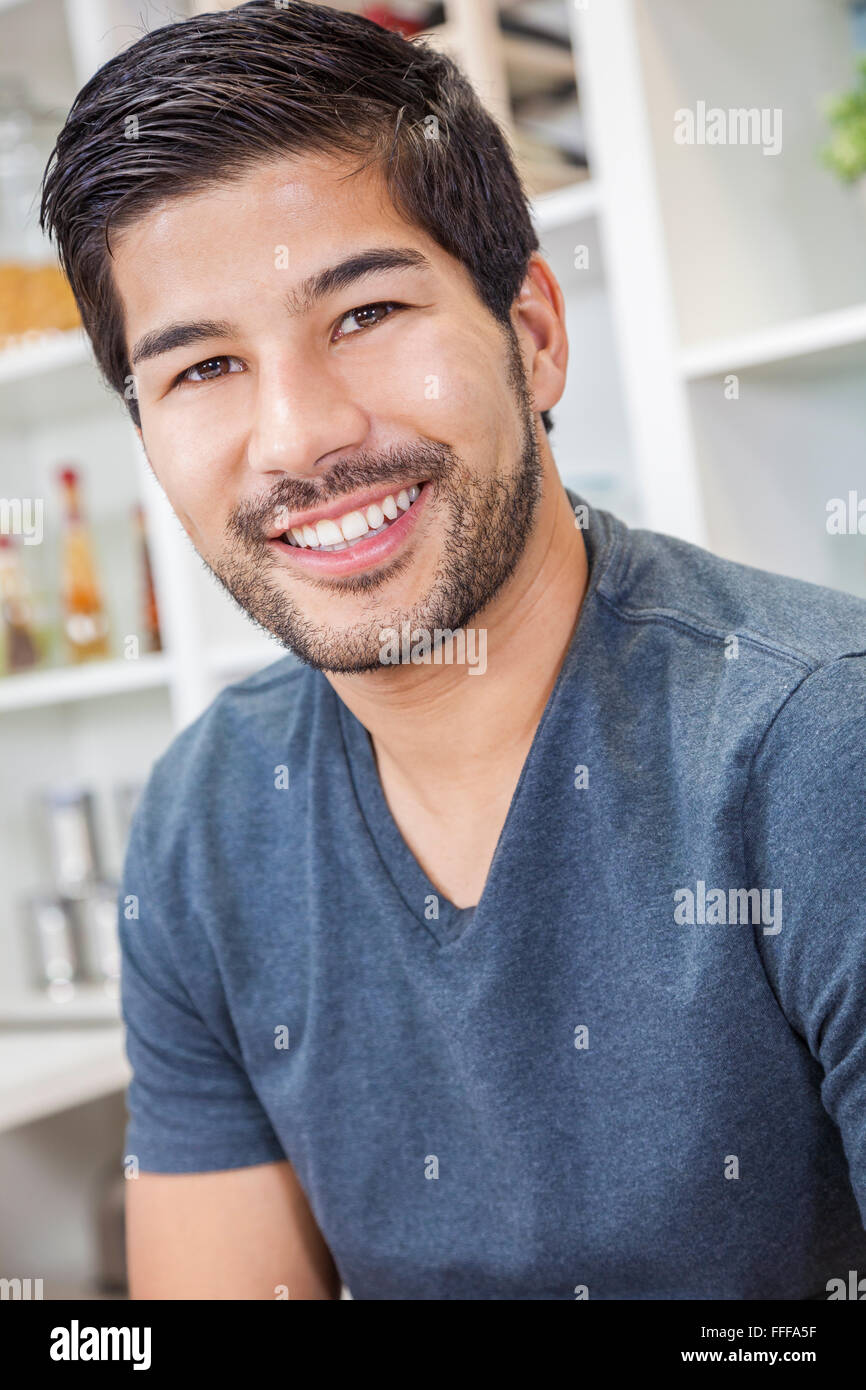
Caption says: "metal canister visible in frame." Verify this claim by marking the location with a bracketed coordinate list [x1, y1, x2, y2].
[21, 895, 78, 989]
[113, 781, 143, 863]
[41, 786, 101, 894]
[71, 882, 120, 985]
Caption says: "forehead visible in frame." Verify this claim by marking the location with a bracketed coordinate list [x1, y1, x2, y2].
[110, 153, 449, 329]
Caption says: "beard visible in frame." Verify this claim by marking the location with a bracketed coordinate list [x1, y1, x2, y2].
[206, 328, 544, 674]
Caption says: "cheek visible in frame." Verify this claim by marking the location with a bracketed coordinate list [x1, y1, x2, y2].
[145, 421, 237, 536]
[354, 322, 514, 447]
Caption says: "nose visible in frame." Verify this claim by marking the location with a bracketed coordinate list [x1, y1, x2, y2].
[246, 353, 369, 478]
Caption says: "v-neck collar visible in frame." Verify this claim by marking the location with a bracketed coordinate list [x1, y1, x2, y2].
[331, 490, 620, 949]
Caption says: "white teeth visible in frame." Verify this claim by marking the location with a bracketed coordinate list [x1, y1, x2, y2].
[339, 509, 370, 542]
[285, 484, 423, 548]
[315, 518, 343, 546]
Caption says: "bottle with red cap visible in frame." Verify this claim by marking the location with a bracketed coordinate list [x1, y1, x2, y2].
[58, 466, 110, 663]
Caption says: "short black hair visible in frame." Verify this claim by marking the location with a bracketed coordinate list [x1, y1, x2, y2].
[39, 0, 552, 433]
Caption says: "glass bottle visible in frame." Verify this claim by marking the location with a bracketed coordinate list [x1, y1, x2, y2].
[58, 466, 110, 663]
[133, 503, 161, 653]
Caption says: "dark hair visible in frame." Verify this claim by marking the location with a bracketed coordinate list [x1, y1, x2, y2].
[39, 0, 552, 434]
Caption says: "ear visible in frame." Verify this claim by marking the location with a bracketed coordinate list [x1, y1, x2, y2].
[511, 255, 568, 416]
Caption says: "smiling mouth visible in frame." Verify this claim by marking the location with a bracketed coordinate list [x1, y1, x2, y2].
[278, 484, 423, 552]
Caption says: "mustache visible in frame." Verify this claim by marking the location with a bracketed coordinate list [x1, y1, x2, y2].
[225, 440, 458, 546]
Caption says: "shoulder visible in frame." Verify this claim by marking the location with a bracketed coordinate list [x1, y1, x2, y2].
[596, 507, 866, 674]
[131, 653, 319, 873]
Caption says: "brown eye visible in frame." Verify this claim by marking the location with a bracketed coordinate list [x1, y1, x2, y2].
[179, 355, 244, 385]
[334, 302, 400, 339]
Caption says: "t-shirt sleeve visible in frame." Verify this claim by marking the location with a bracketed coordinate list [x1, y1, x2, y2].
[118, 799, 287, 1174]
[742, 653, 866, 1226]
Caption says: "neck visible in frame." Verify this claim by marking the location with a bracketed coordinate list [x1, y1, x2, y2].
[325, 465, 588, 812]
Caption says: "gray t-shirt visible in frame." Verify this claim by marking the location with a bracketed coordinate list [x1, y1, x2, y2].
[119, 492, 866, 1299]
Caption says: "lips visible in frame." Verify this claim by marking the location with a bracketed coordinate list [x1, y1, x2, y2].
[268, 480, 425, 539]
[282, 484, 420, 550]
[267, 480, 429, 575]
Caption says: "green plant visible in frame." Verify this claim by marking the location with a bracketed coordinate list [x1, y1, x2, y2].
[821, 55, 866, 182]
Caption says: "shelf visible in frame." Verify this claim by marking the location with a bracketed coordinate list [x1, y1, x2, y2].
[0, 326, 116, 422]
[635, 0, 866, 351]
[531, 177, 601, 230]
[0, 328, 89, 384]
[0, 652, 172, 713]
[0, 1023, 129, 1133]
[679, 302, 866, 380]
[0, 982, 120, 1026]
[501, 31, 576, 84]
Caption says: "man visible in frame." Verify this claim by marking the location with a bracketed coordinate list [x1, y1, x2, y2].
[41, 1, 866, 1300]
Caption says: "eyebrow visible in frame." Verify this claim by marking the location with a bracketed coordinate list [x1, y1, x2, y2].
[129, 246, 432, 367]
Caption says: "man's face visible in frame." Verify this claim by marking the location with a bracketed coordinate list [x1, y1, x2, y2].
[113, 153, 546, 672]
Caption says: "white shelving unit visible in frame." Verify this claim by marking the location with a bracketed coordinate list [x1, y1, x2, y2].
[0, 1025, 128, 1135]
[631, 0, 866, 587]
[679, 301, 866, 379]
[0, 0, 864, 1291]
[0, 651, 171, 713]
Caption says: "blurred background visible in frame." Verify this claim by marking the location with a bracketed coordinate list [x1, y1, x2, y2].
[0, 0, 865, 1300]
